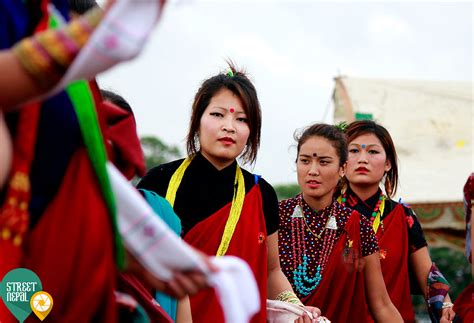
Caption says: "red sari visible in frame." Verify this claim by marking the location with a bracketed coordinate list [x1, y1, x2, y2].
[370, 204, 415, 322]
[302, 210, 368, 323]
[184, 185, 267, 323]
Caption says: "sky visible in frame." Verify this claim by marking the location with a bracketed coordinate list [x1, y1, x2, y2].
[98, 1, 473, 186]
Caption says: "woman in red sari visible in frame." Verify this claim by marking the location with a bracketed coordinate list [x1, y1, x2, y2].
[278, 123, 402, 323]
[138, 63, 319, 323]
[342, 120, 455, 322]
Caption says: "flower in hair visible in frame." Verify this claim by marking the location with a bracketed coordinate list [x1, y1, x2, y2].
[226, 69, 234, 77]
[334, 121, 348, 132]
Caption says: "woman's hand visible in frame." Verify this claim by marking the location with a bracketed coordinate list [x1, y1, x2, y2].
[125, 248, 216, 299]
[439, 306, 455, 323]
[294, 306, 322, 323]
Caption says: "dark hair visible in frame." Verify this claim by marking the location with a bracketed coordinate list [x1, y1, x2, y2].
[295, 123, 347, 166]
[68, 0, 98, 15]
[186, 61, 261, 164]
[345, 120, 398, 197]
[100, 89, 134, 115]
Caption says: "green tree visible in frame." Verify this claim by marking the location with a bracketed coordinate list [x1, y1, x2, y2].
[274, 183, 300, 201]
[140, 135, 182, 171]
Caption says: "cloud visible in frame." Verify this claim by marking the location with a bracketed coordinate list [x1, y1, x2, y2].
[368, 11, 413, 41]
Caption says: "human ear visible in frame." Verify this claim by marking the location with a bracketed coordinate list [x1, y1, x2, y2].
[339, 162, 347, 177]
[384, 159, 392, 172]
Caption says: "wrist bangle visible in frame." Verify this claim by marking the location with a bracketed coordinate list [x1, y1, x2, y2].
[12, 7, 104, 88]
[275, 290, 304, 306]
[442, 302, 454, 309]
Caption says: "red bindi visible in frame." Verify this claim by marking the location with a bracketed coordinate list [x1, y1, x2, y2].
[229, 107, 235, 113]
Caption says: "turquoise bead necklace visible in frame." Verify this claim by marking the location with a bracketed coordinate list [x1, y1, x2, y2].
[291, 195, 338, 297]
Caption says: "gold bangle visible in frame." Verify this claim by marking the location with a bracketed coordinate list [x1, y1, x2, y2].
[275, 290, 304, 306]
[12, 7, 104, 88]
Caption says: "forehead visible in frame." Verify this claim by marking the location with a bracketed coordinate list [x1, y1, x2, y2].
[299, 136, 338, 157]
[349, 133, 383, 146]
[207, 88, 245, 112]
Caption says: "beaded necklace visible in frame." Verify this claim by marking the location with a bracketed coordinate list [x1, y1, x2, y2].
[339, 191, 386, 233]
[290, 195, 339, 297]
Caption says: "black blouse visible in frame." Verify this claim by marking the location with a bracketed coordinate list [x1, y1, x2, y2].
[345, 187, 427, 253]
[137, 153, 279, 236]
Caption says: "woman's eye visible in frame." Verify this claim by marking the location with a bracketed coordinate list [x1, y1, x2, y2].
[237, 117, 248, 123]
[349, 148, 359, 153]
[299, 159, 309, 164]
[210, 112, 223, 117]
[320, 160, 329, 165]
[369, 150, 379, 154]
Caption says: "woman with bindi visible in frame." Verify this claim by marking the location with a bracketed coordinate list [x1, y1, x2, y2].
[278, 123, 403, 322]
[138, 63, 320, 323]
[341, 120, 455, 322]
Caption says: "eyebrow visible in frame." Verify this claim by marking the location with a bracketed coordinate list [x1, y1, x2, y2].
[212, 106, 246, 114]
[299, 154, 333, 159]
[349, 143, 382, 149]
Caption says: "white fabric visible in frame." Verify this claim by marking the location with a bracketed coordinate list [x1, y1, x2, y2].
[267, 300, 331, 323]
[50, 0, 162, 95]
[107, 163, 260, 323]
[208, 256, 260, 323]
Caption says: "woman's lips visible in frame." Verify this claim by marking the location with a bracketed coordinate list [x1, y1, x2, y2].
[218, 137, 236, 144]
[307, 180, 321, 189]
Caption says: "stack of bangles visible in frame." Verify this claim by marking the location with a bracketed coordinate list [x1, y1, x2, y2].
[275, 290, 304, 306]
[13, 7, 103, 89]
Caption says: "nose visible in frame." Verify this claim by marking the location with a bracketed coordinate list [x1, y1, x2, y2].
[222, 117, 236, 134]
[308, 161, 320, 176]
[358, 151, 368, 164]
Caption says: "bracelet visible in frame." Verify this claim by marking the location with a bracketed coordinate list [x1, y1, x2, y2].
[13, 7, 103, 88]
[275, 290, 304, 306]
[442, 302, 454, 309]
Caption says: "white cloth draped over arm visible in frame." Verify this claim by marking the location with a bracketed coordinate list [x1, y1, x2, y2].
[107, 163, 260, 323]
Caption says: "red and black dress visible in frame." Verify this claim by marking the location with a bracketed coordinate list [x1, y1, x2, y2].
[343, 187, 428, 323]
[137, 152, 280, 323]
[278, 194, 379, 323]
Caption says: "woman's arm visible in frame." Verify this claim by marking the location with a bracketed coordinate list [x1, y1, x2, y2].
[0, 50, 44, 109]
[267, 231, 295, 298]
[410, 247, 455, 322]
[0, 7, 104, 109]
[267, 232, 321, 322]
[176, 296, 192, 323]
[363, 252, 403, 322]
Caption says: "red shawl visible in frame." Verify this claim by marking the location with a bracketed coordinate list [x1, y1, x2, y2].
[372, 204, 415, 322]
[184, 185, 267, 323]
[22, 149, 117, 322]
[302, 210, 368, 323]
[453, 282, 474, 322]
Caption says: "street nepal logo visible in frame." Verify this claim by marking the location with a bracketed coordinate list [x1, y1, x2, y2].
[0, 268, 53, 321]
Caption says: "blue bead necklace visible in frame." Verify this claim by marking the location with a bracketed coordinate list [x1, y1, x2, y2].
[291, 196, 338, 297]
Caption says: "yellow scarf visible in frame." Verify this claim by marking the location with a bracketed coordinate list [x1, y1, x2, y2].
[165, 156, 245, 256]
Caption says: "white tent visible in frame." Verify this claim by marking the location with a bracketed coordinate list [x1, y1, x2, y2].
[332, 76, 473, 250]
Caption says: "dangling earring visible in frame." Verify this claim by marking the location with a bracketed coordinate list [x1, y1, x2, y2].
[342, 177, 348, 194]
[384, 175, 392, 197]
[337, 176, 347, 197]
[194, 134, 200, 151]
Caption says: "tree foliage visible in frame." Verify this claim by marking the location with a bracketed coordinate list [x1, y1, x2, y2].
[140, 135, 182, 171]
[274, 183, 300, 201]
